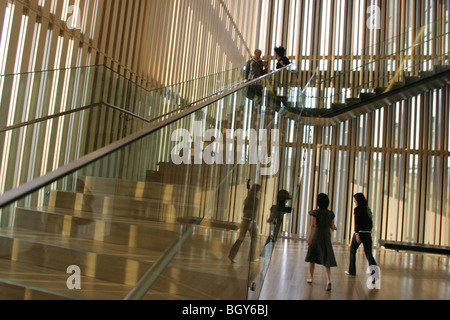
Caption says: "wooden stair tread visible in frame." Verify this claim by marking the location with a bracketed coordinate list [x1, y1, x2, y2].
[0, 258, 132, 300]
[16, 206, 238, 242]
[17, 206, 182, 233]
[0, 227, 163, 262]
[0, 226, 241, 269]
[49, 189, 205, 212]
[77, 176, 210, 198]
[0, 227, 250, 300]
[0, 279, 72, 300]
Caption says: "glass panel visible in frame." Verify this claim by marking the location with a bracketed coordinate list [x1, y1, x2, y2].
[304, 18, 450, 113]
[0, 66, 101, 129]
[0, 66, 303, 300]
[0, 105, 149, 195]
[101, 66, 245, 123]
[0, 66, 244, 131]
[0, 66, 245, 195]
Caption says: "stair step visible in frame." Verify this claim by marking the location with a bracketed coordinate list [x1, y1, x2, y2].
[77, 176, 208, 205]
[388, 81, 405, 90]
[47, 189, 203, 222]
[346, 98, 361, 105]
[419, 70, 436, 78]
[1, 223, 236, 271]
[434, 64, 450, 73]
[405, 76, 421, 84]
[374, 87, 387, 95]
[0, 226, 249, 299]
[331, 103, 347, 109]
[11, 208, 245, 267]
[359, 92, 376, 100]
[148, 163, 248, 186]
[0, 279, 72, 300]
[13, 208, 180, 250]
[0, 231, 151, 287]
[0, 258, 132, 300]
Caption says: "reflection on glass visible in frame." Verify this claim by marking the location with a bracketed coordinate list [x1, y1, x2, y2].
[0, 66, 245, 195]
[0, 66, 306, 300]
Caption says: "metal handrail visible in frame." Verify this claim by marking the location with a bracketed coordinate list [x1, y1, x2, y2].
[147, 79, 248, 124]
[0, 64, 294, 209]
[0, 102, 151, 134]
[0, 75, 248, 134]
[0, 103, 101, 133]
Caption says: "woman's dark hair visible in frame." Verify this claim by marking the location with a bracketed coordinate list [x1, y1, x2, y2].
[354, 193, 368, 207]
[274, 46, 286, 57]
[317, 193, 330, 209]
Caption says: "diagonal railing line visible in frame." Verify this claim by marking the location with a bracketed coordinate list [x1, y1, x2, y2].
[0, 64, 293, 209]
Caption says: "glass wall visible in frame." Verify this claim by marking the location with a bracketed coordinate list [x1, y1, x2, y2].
[0, 67, 302, 300]
[0, 65, 245, 195]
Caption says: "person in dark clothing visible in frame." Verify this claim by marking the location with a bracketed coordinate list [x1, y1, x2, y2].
[305, 193, 338, 291]
[274, 46, 291, 69]
[265, 190, 293, 245]
[269, 46, 293, 111]
[229, 184, 262, 263]
[245, 49, 268, 104]
[245, 49, 268, 81]
[346, 193, 378, 276]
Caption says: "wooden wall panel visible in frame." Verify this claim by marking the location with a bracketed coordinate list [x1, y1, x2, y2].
[0, 0, 250, 89]
[284, 85, 450, 247]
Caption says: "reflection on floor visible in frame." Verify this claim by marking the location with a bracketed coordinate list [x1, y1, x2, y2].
[259, 239, 450, 300]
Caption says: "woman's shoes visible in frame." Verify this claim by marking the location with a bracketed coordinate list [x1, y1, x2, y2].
[306, 279, 331, 291]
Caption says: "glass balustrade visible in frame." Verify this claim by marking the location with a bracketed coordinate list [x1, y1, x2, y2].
[0, 65, 306, 300]
[0, 105, 150, 197]
[101, 66, 245, 122]
[0, 66, 246, 195]
[307, 18, 449, 111]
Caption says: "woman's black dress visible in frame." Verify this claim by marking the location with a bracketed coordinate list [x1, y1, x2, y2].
[305, 209, 338, 268]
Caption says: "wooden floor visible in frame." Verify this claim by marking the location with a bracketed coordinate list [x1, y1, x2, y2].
[259, 239, 450, 300]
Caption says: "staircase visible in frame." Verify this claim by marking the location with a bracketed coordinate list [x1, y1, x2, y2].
[0, 173, 253, 300]
[299, 63, 450, 126]
[0, 98, 283, 300]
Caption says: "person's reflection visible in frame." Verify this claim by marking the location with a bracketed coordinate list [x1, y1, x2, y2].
[265, 190, 293, 246]
[228, 184, 262, 263]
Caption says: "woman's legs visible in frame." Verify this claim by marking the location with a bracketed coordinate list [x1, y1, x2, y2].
[325, 267, 332, 291]
[325, 267, 331, 283]
[360, 233, 377, 267]
[307, 262, 315, 283]
[348, 233, 360, 275]
[307, 263, 332, 291]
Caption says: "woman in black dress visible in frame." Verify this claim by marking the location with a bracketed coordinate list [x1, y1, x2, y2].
[305, 194, 338, 291]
